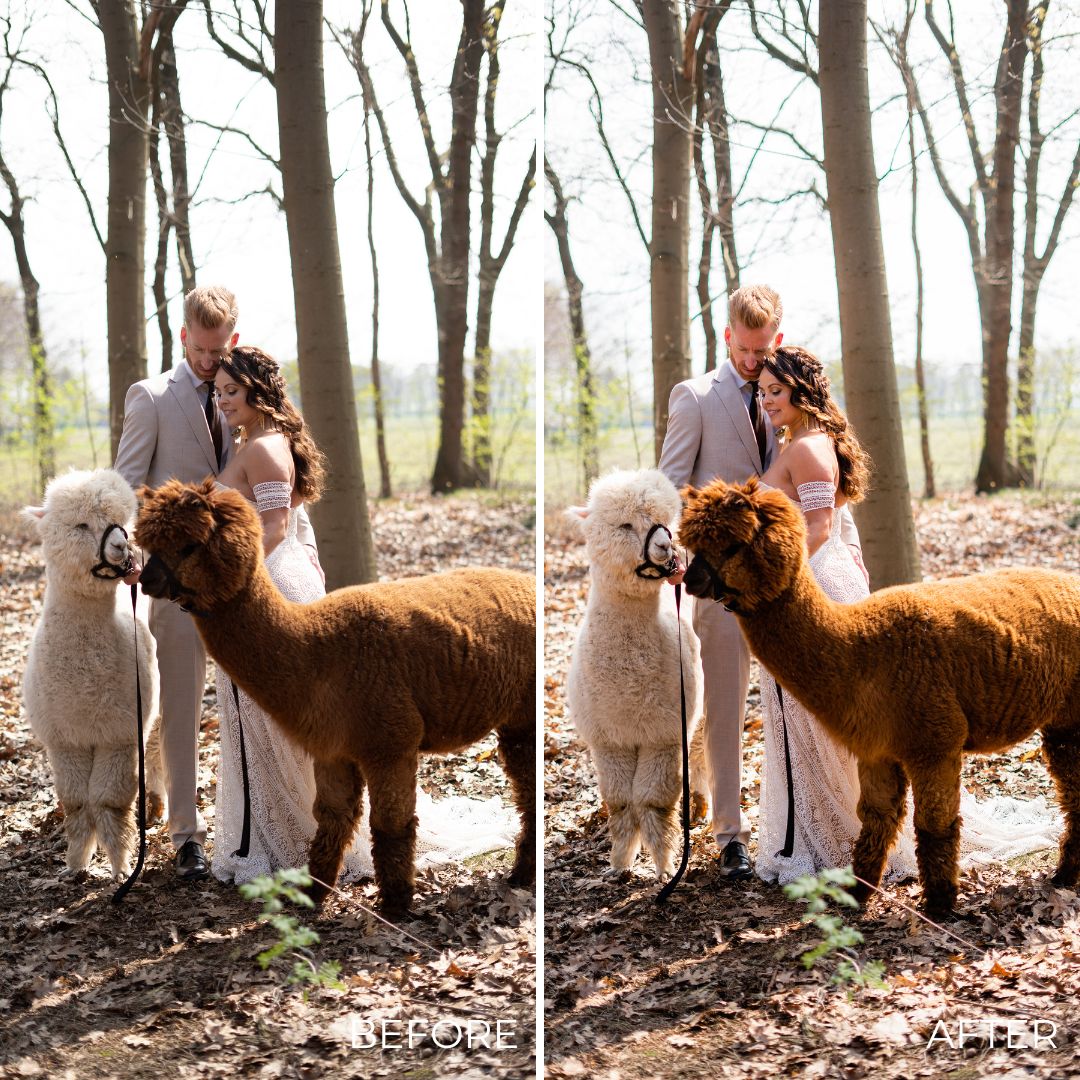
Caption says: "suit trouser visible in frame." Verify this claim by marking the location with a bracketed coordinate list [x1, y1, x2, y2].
[692, 594, 751, 848]
[149, 597, 207, 849]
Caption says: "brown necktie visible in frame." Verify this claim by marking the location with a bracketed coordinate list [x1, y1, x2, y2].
[203, 381, 223, 466]
[747, 381, 767, 466]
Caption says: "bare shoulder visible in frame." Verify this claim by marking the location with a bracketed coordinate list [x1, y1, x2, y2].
[785, 432, 837, 484]
[243, 431, 293, 483]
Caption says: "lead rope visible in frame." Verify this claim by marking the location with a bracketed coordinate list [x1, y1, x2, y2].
[231, 680, 251, 858]
[776, 682, 796, 858]
[113, 584, 145, 904]
[657, 583, 690, 904]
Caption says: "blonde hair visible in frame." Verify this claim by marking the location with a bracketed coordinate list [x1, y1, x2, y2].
[183, 285, 238, 332]
[728, 284, 782, 331]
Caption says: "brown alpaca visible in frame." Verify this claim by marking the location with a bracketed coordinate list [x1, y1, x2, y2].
[133, 479, 535, 914]
[679, 477, 1080, 917]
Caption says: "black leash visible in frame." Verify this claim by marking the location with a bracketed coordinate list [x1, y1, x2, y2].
[775, 681, 796, 858]
[231, 680, 251, 858]
[657, 583, 691, 904]
[113, 584, 145, 904]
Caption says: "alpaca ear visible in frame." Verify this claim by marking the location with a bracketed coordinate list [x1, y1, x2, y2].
[21, 505, 45, 526]
[566, 505, 589, 520]
[744, 476, 760, 495]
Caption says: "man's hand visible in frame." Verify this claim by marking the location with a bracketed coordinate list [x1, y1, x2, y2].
[305, 545, 326, 587]
[848, 545, 870, 587]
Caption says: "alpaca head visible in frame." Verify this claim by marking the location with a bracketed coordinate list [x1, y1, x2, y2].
[568, 469, 683, 598]
[678, 478, 807, 614]
[23, 469, 138, 600]
[134, 478, 264, 613]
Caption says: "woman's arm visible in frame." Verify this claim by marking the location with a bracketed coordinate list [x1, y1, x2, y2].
[787, 440, 837, 558]
[244, 438, 292, 557]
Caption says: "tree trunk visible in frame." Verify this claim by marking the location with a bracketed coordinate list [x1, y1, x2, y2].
[1015, 276, 1040, 485]
[363, 97, 391, 500]
[430, 0, 485, 494]
[276, 0, 376, 587]
[974, 0, 1027, 493]
[906, 83, 934, 499]
[149, 98, 173, 372]
[471, 272, 495, 487]
[819, 0, 920, 587]
[642, 0, 692, 462]
[545, 158, 599, 494]
[99, 0, 151, 458]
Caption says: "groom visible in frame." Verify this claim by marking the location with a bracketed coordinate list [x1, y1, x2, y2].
[114, 285, 318, 881]
[659, 284, 861, 878]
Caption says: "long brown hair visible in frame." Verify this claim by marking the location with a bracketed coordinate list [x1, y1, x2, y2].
[218, 346, 327, 503]
[762, 345, 871, 502]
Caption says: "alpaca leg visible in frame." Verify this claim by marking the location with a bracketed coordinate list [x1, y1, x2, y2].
[591, 743, 640, 871]
[496, 725, 536, 887]
[634, 745, 682, 880]
[145, 718, 167, 824]
[688, 720, 711, 826]
[90, 746, 138, 880]
[909, 754, 963, 917]
[1042, 730, 1080, 887]
[47, 746, 95, 873]
[306, 758, 366, 905]
[850, 759, 909, 905]
[366, 753, 420, 916]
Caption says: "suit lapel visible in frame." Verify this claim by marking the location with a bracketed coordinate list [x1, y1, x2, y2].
[712, 366, 765, 473]
[168, 368, 219, 475]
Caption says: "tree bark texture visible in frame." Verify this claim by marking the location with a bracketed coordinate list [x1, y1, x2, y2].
[974, 0, 1027, 492]
[276, 0, 376, 587]
[819, 0, 920, 587]
[642, 0, 692, 463]
[99, 0, 151, 458]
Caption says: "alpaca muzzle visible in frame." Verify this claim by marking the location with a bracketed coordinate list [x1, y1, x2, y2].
[90, 523, 136, 580]
[140, 546, 209, 615]
[634, 523, 680, 580]
[683, 546, 746, 613]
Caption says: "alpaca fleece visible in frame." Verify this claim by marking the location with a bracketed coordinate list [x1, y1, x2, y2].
[679, 477, 1080, 916]
[134, 478, 535, 914]
[22, 469, 164, 881]
[567, 468, 709, 880]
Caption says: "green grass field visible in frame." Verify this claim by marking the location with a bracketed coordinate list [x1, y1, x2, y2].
[0, 411, 536, 510]
[544, 413, 1080, 508]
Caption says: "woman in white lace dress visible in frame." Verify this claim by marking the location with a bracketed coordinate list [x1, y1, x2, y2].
[753, 346, 1059, 887]
[210, 347, 513, 885]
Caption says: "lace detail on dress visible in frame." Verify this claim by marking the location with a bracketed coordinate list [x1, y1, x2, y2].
[211, 494, 517, 887]
[796, 480, 835, 513]
[252, 480, 292, 513]
[754, 483, 1061, 887]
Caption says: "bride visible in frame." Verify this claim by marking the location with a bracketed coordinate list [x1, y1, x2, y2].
[752, 345, 1061, 887]
[210, 346, 514, 885]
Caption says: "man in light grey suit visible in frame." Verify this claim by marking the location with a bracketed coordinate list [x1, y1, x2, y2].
[114, 285, 241, 879]
[659, 284, 860, 878]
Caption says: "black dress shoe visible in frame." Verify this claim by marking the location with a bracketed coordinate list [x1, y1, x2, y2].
[718, 840, 752, 880]
[175, 840, 209, 881]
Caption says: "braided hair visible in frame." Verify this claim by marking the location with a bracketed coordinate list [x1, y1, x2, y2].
[218, 345, 327, 503]
[762, 345, 871, 502]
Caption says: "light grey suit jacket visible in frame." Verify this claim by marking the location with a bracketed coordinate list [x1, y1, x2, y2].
[659, 360, 859, 548]
[114, 365, 317, 550]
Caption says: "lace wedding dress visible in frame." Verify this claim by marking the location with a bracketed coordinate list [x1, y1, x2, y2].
[755, 486, 1062, 887]
[211, 496, 517, 886]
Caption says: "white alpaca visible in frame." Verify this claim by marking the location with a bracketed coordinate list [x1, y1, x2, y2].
[566, 468, 709, 879]
[22, 469, 164, 880]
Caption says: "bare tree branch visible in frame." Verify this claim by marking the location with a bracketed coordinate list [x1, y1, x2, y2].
[200, 0, 274, 84]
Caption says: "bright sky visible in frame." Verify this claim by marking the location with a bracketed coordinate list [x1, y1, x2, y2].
[544, 1, 1080, 397]
[0, 1, 539, 399]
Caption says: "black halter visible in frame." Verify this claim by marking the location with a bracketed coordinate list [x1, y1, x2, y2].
[685, 541, 747, 613]
[634, 522, 680, 580]
[90, 523, 136, 580]
[142, 544, 211, 617]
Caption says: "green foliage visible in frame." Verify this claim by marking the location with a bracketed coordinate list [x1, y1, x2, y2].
[238, 867, 345, 992]
[783, 866, 887, 990]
